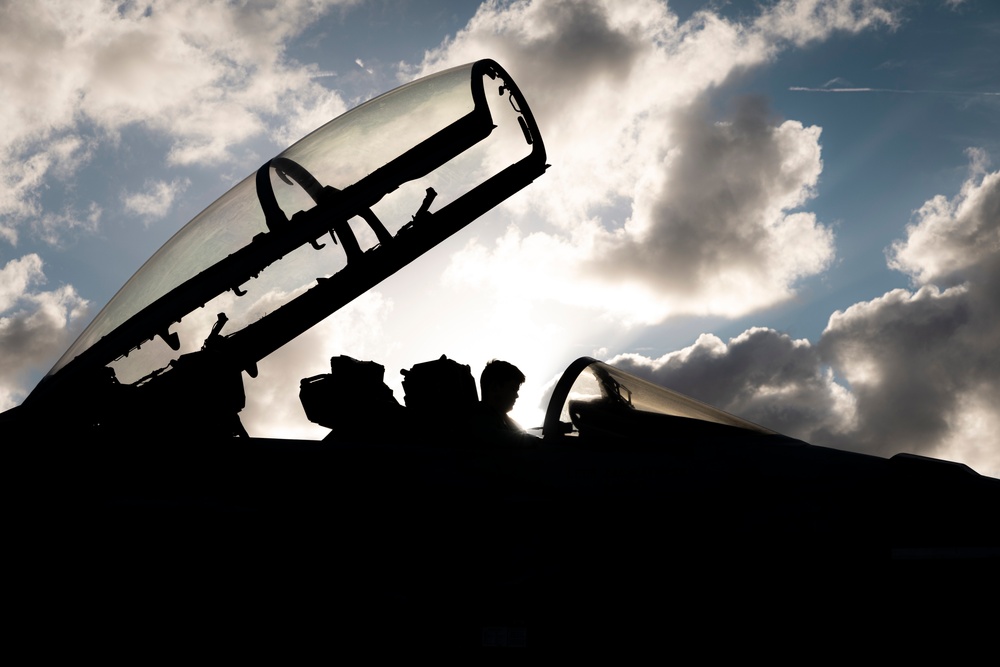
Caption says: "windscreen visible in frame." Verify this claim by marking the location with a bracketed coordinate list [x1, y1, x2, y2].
[544, 358, 773, 439]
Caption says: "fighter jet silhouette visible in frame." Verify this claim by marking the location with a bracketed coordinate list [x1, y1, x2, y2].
[5, 60, 996, 650]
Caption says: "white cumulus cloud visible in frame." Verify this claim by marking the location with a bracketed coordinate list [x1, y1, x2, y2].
[608, 327, 857, 445]
[0, 0, 352, 240]
[416, 0, 889, 322]
[122, 179, 191, 223]
[615, 151, 1000, 477]
[887, 148, 1000, 286]
[0, 254, 89, 410]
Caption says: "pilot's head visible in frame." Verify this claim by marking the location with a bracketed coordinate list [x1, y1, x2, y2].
[480, 360, 525, 414]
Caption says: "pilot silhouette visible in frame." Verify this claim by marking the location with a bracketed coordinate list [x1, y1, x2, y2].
[474, 360, 537, 447]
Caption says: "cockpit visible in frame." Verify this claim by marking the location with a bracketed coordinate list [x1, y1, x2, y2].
[10, 58, 773, 447]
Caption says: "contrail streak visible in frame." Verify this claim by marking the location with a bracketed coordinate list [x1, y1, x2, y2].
[790, 86, 1000, 96]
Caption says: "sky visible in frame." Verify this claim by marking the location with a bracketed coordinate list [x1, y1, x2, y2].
[2, 0, 999, 477]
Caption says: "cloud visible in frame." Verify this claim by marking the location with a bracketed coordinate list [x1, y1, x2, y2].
[420, 1, 861, 322]
[408, 0, 894, 223]
[887, 148, 1000, 286]
[817, 284, 989, 459]
[33, 202, 103, 247]
[122, 179, 191, 223]
[613, 152, 1000, 477]
[608, 328, 856, 445]
[0, 254, 46, 312]
[409, 0, 774, 229]
[753, 0, 898, 47]
[0, 254, 89, 410]
[821, 149, 1000, 471]
[0, 147, 55, 223]
[590, 96, 833, 318]
[0, 0, 352, 241]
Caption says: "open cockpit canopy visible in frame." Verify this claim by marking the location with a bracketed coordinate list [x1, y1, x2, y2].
[26, 60, 545, 419]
